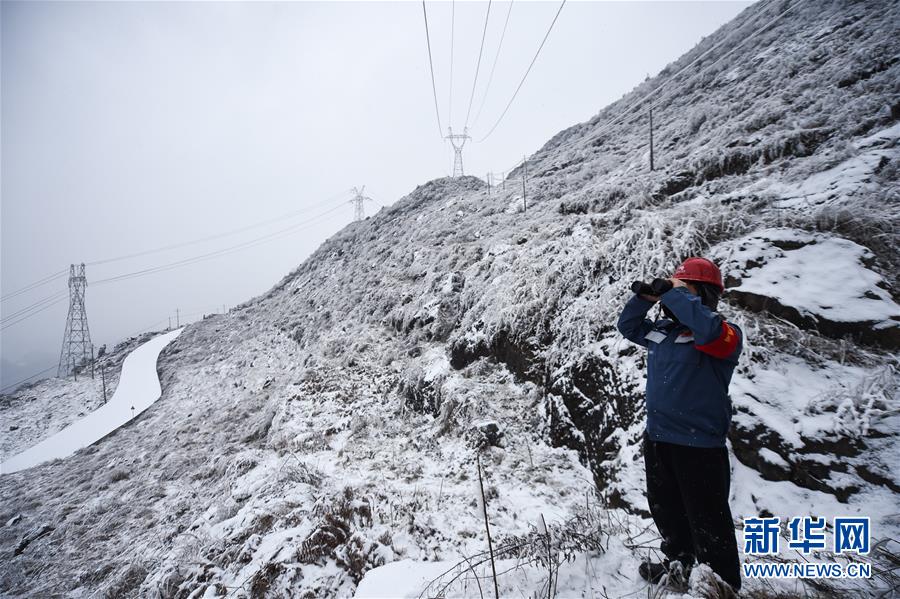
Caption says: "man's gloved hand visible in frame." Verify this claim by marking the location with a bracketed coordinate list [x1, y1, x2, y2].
[631, 281, 654, 296]
[650, 278, 674, 296]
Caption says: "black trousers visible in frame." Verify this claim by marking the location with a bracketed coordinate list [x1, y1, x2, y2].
[643, 434, 741, 590]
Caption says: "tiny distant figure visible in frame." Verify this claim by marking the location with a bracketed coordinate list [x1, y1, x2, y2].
[617, 257, 742, 594]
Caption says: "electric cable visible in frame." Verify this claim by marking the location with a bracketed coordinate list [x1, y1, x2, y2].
[471, 0, 514, 130]
[85, 189, 352, 267]
[422, 1, 444, 138]
[464, 0, 493, 129]
[1, 290, 69, 325]
[476, 0, 566, 143]
[546, 0, 803, 157]
[0, 295, 68, 331]
[0, 364, 58, 394]
[448, 0, 455, 127]
[1, 269, 68, 303]
[2, 190, 352, 306]
[1, 193, 353, 330]
[91, 201, 348, 288]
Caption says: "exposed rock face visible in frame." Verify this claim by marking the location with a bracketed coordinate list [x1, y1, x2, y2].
[711, 229, 900, 350]
[727, 288, 900, 349]
[545, 351, 643, 495]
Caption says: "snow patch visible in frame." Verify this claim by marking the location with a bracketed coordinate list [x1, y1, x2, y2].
[713, 228, 900, 324]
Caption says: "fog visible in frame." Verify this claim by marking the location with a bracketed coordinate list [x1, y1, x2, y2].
[1, 0, 752, 390]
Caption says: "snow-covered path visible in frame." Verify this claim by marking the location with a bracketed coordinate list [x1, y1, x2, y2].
[0, 328, 183, 475]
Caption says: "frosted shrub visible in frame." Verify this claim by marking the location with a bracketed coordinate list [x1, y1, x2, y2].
[744, 105, 784, 132]
[398, 362, 443, 415]
[818, 365, 898, 439]
[297, 487, 387, 584]
[687, 105, 710, 134]
[107, 468, 129, 483]
[101, 563, 147, 598]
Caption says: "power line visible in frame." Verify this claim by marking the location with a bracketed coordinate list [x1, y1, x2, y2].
[1, 190, 352, 306]
[546, 0, 802, 158]
[1, 269, 68, 303]
[483, 0, 797, 161]
[647, 0, 802, 114]
[91, 201, 349, 288]
[0, 194, 351, 331]
[84, 189, 352, 268]
[448, 0, 455, 127]
[476, 0, 566, 143]
[464, 0, 492, 129]
[1, 303, 217, 393]
[589, 0, 800, 145]
[0, 295, 68, 331]
[422, 1, 444, 138]
[1, 290, 69, 326]
[1, 364, 58, 395]
[471, 0, 514, 130]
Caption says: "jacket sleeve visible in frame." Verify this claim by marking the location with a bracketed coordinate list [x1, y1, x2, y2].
[616, 294, 655, 348]
[659, 287, 742, 360]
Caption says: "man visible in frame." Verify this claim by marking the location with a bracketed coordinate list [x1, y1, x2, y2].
[616, 257, 742, 593]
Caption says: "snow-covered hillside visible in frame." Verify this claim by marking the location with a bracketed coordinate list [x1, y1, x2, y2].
[0, 330, 164, 459]
[1, 329, 182, 474]
[1, 0, 898, 597]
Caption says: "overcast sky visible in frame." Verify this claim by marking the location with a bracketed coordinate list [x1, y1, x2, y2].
[1, 0, 753, 389]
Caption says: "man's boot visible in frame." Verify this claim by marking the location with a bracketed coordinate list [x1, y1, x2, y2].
[639, 559, 692, 589]
[638, 560, 667, 584]
[663, 560, 691, 591]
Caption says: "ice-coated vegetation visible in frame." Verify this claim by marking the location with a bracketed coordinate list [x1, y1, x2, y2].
[1, 0, 898, 597]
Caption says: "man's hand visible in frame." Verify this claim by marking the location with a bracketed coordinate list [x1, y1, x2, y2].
[631, 281, 660, 302]
[650, 278, 674, 296]
[670, 277, 687, 289]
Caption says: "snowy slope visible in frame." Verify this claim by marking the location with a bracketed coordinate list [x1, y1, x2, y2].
[1, 329, 183, 474]
[1, 0, 898, 597]
[0, 330, 163, 459]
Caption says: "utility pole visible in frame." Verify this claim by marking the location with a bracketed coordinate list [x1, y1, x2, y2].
[90, 344, 95, 380]
[649, 106, 655, 172]
[349, 186, 375, 222]
[101, 364, 107, 404]
[176, 308, 180, 328]
[168, 316, 172, 331]
[486, 173, 492, 196]
[445, 127, 470, 177]
[58, 263, 93, 378]
[522, 157, 527, 213]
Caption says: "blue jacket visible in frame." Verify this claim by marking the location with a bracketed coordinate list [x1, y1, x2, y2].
[616, 287, 743, 448]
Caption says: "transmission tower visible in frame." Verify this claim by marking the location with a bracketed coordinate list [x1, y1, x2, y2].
[445, 127, 470, 177]
[57, 263, 93, 378]
[349, 186, 374, 222]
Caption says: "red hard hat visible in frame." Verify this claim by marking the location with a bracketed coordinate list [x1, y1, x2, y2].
[673, 257, 724, 292]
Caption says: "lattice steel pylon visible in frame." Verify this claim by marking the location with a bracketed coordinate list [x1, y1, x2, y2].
[349, 186, 374, 222]
[445, 127, 470, 177]
[57, 263, 93, 378]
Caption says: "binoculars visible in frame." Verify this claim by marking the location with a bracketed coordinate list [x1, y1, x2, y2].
[631, 278, 673, 297]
